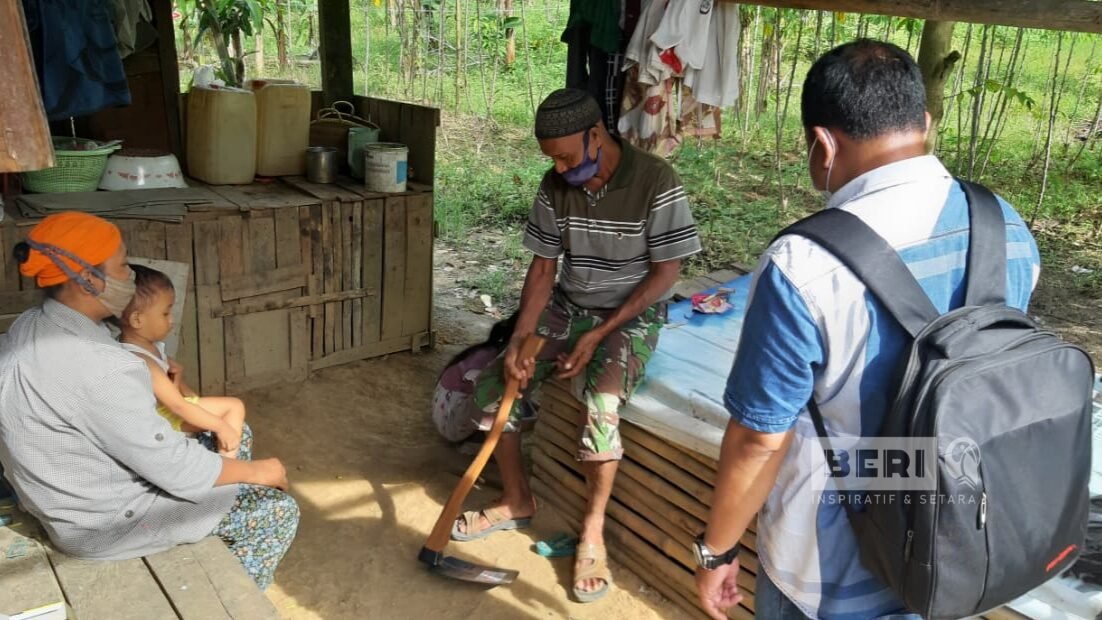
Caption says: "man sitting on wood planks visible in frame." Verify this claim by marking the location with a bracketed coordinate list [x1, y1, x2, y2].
[451, 88, 702, 603]
[0, 212, 300, 590]
[695, 40, 1041, 619]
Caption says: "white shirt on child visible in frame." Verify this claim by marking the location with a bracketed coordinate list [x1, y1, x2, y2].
[121, 340, 169, 373]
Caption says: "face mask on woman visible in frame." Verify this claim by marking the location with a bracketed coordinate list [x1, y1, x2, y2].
[92, 270, 136, 318]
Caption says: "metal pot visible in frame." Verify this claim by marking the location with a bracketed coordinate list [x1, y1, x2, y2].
[306, 146, 339, 184]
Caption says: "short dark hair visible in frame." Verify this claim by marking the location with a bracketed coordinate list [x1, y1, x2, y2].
[802, 39, 927, 140]
[120, 264, 174, 321]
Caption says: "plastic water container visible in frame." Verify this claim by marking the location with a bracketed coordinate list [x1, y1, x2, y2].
[364, 143, 409, 193]
[250, 79, 311, 177]
[186, 85, 257, 185]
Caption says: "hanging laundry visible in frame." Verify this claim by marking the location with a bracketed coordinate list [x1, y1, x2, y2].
[619, 0, 679, 154]
[681, 1, 741, 108]
[618, 66, 680, 156]
[22, 0, 131, 121]
[561, 0, 636, 134]
[618, 0, 740, 154]
[680, 87, 722, 140]
[112, 0, 154, 59]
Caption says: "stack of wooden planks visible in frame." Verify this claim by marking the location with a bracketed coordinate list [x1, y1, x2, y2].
[530, 380, 757, 619]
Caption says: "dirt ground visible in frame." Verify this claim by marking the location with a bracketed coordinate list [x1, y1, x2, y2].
[243, 251, 686, 619]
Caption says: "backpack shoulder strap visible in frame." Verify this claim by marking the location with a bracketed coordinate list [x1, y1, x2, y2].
[775, 208, 938, 339]
[957, 179, 1007, 307]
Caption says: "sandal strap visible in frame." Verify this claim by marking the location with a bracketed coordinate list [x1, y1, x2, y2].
[574, 543, 611, 584]
[481, 506, 508, 525]
[575, 542, 607, 562]
[460, 510, 487, 534]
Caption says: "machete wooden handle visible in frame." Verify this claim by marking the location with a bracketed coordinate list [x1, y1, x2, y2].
[423, 334, 546, 554]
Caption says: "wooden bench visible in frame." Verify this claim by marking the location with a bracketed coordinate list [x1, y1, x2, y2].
[0, 512, 279, 620]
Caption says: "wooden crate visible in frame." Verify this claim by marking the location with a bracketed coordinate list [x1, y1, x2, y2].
[0, 178, 434, 395]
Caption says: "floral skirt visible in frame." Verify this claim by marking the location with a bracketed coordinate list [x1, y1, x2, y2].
[198, 425, 300, 590]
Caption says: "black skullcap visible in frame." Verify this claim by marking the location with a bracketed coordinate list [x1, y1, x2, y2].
[534, 88, 602, 140]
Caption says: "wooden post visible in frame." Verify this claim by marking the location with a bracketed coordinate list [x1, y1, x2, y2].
[318, 0, 355, 105]
[0, 0, 53, 173]
[727, 0, 1102, 34]
[151, 0, 184, 161]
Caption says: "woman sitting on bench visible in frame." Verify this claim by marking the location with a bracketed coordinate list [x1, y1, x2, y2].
[0, 212, 299, 590]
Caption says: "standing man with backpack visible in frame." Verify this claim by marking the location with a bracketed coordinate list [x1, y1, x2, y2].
[695, 40, 1093, 619]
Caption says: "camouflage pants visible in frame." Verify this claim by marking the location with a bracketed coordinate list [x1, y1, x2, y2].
[473, 289, 666, 461]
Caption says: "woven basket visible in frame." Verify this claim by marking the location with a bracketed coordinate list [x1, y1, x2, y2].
[22, 138, 122, 193]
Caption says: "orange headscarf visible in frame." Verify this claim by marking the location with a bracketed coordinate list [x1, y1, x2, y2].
[19, 212, 122, 287]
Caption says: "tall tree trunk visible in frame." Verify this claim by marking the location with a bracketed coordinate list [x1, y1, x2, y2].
[502, 0, 516, 66]
[967, 26, 993, 177]
[735, 7, 756, 118]
[1065, 38, 1098, 146]
[180, 15, 193, 64]
[1067, 84, 1102, 171]
[231, 30, 245, 85]
[1032, 32, 1067, 227]
[276, 1, 288, 69]
[455, 0, 463, 112]
[755, 17, 779, 116]
[979, 28, 1026, 176]
[519, 0, 536, 116]
[916, 20, 959, 154]
[812, 10, 823, 58]
[253, 22, 265, 76]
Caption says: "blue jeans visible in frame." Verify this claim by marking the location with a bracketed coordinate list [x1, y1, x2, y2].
[756, 570, 922, 620]
[756, 569, 812, 619]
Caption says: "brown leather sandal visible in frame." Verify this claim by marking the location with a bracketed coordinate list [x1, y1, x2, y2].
[572, 542, 612, 603]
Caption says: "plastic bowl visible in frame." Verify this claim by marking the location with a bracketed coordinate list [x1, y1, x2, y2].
[99, 149, 188, 190]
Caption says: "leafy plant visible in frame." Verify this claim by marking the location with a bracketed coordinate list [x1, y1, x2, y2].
[190, 0, 267, 85]
[960, 79, 1039, 113]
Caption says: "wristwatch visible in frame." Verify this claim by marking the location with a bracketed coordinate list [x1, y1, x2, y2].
[693, 535, 741, 571]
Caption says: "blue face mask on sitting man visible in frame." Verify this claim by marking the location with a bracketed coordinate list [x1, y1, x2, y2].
[561, 130, 602, 187]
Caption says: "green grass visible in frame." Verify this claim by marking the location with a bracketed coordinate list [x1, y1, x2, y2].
[174, 6, 1102, 295]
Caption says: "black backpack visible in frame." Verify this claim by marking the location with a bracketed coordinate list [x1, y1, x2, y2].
[777, 180, 1095, 619]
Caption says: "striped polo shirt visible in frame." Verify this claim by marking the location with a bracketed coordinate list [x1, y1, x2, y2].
[723, 156, 1041, 619]
[524, 140, 702, 309]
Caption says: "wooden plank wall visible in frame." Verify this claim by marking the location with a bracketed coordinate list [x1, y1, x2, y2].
[0, 173, 433, 394]
[353, 96, 440, 184]
[282, 177, 434, 373]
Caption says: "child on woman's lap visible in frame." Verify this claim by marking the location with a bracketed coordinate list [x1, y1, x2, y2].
[116, 265, 246, 457]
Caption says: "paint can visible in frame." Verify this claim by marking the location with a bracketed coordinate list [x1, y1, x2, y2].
[364, 143, 409, 193]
